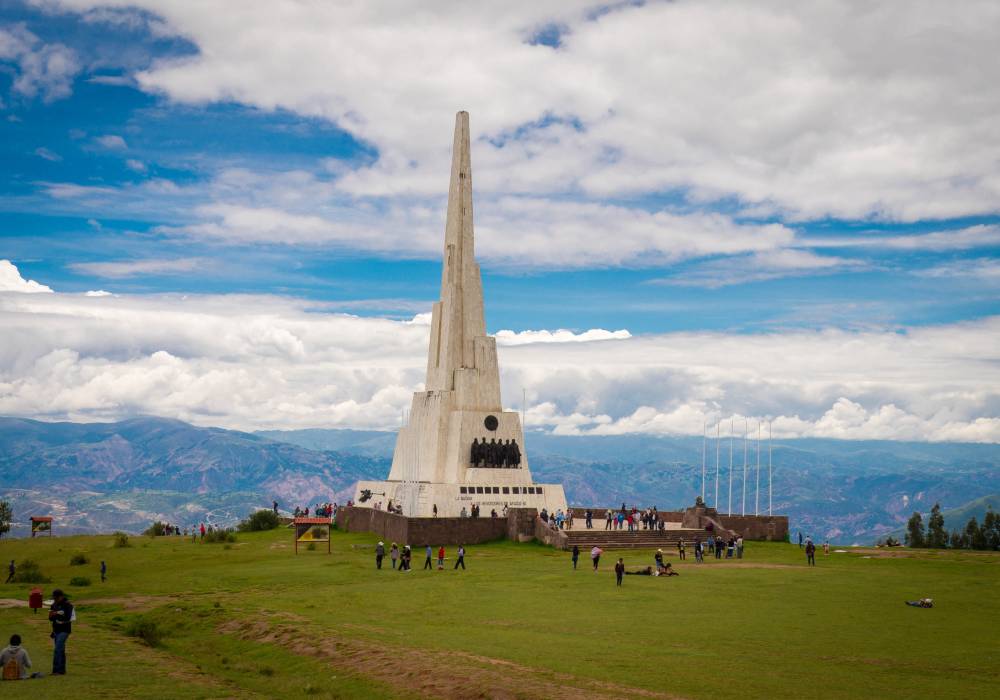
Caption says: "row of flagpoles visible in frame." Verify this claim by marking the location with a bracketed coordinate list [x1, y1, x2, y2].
[701, 418, 772, 516]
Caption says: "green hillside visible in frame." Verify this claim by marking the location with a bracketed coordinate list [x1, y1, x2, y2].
[937, 493, 1000, 531]
[1, 529, 997, 699]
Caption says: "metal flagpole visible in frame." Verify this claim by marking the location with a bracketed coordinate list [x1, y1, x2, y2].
[768, 420, 773, 516]
[728, 418, 734, 515]
[701, 419, 707, 502]
[755, 421, 761, 516]
[714, 422, 720, 508]
[741, 418, 748, 516]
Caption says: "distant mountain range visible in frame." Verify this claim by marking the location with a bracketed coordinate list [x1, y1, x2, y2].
[2, 417, 999, 543]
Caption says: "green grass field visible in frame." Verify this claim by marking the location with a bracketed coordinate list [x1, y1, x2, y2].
[1, 529, 997, 699]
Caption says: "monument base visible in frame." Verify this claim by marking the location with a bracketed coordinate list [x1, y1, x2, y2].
[354, 479, 567, 518]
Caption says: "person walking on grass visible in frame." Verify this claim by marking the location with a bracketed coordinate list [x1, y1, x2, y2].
[454, 545, 466, 570]
[805, 538, 816, 566]
[571, 545, 580, 570]
[615, 558, 625, 587]
[48, 589, 73, 675]
[437, 546, 445, 570]
[100, 561, 106, 583]
[591, 545, 603, 572]
[677, 539, 686, 560]
[5, 560, 13, 584]
[375, 541, 385, 569]
[424, 544, 433, 570]
[390, 543, 399, 570]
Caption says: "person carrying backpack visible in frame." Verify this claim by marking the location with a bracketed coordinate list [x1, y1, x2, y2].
[1, 634, 33, 680]
[48, 589, 73, 675]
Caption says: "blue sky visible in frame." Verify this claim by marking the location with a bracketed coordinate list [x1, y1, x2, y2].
[2, 1, 996, 335]
[1, 1, 998, 438]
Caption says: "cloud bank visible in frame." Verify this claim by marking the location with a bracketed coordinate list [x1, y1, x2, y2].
[2, 262, 997, 442]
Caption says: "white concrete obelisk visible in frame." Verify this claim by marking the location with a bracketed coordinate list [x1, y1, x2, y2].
[353, 112, 567, 517]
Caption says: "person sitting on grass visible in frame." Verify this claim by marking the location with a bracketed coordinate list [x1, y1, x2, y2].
[659, 562, 679, 576]
[625, 566, 655, 576]
[1, 634, 35, 680]
[906, 598, 933, 608]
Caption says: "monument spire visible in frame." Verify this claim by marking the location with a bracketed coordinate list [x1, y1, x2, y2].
[425, 111, 492, 395]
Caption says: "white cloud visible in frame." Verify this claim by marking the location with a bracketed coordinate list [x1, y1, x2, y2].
[495, 328, 630, 345]
[0, 23, 79, 102]
[34, 146, 62, 161]
[69, 257, 205, 278]
[652, 250, 865, 288]
[39, 0, 1000, 221]
[810, 225, 1000, 252]
[125, 158, 147, 172]
[94, 134, 127, 149]
[1, 276, 998, 441]
[0, 260, 53, 293]
[83, 289, 113, 297]
[915, 258, 1000, 282]
[70, 258, 207, 279]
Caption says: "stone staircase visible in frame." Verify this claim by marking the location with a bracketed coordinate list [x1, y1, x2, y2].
[564, 526, 709, 550]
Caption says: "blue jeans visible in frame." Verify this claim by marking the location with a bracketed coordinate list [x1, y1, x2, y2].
[53, 632, 69, 674]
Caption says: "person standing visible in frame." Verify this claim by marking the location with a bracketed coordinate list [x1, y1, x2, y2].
[199, 522, 206, 540]
[375, 541, 385, 569]
[614, 558, 625, 587]
[48, 589, 73, 675]
[654, 549, 664, 572]
[798, 531, 803, 548]
[424, 544, 434, 570]
[585, 509, 593, 529]
[591, 545, 603, 572]
[5, 560, 13, 583]
[454, 545, 466, 570]
[677, 539, 686, 560]
[571, 545, 580, 570]
[390, 543, 399, 570]
[437, 546, 445, 569]
[736, 535, 744, 559]
[100, 561, 107, 583]
[432, 504, 438, 518]
[272, 500, 279, 515]
[805, 538, 816, 566]
[694, 538, 702, 563]
[605, 510, 612, 530]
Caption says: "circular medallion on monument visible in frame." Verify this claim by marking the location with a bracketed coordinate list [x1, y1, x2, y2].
[484, 415, 499, 431]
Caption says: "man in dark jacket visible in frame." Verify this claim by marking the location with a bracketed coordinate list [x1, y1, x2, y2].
[375, 541, 385, 569]
[48, 589, 73, 675]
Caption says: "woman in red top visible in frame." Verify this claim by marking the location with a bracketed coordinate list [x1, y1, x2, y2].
[437, 546, 445, 569]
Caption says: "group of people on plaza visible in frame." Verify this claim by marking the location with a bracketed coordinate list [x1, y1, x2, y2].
[374, 542, 466, 571]
[469, 437, 522, 468]
[539, 508, 571, 530]
[601, 504, 666, 532]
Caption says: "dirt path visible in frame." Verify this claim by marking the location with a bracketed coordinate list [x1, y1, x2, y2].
[220, 617, 685, 700]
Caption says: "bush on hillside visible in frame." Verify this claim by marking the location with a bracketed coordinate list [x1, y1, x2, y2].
[113, 532, 131, 548]
[69, 576, 91, 587]
[125, 617, 163, 647]
[238, 509, 280, 532]
[204, 528, 237, 544]
[11, 559, 51, 584]
[69, 552, 89, 566]
[143, 521, 167, 537]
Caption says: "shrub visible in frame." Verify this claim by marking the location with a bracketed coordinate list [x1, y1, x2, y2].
[203, 528, 237, 544]
[11, 559, 51, 584]
[125, 617, 163, 647]
[69, 552, 89, 566]
[238, 509, 280, 532]
[143, 521, 167, 537]
[69, 576, 91, 587]
[306, 542, 316, 551]
[113, 532, 131, 548]
[258, 666, 275, 677]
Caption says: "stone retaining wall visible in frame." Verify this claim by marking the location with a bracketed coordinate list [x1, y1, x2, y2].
[569, 506, 787, 541]
[336, 506, 514, 546]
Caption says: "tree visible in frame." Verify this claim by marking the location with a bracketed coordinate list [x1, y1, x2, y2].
[0, 499, 11, 539]
[905, 511, 925, 548]
[984, 509, 1000, 551]
[926, 503, 947, 548]
[948, 530, 964, 549]
[965, 516, 987, 550]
